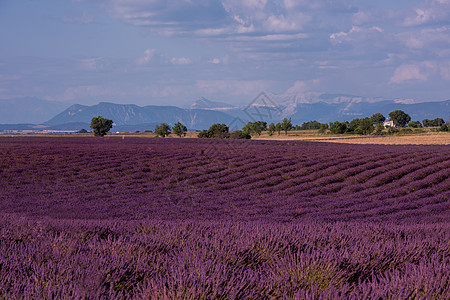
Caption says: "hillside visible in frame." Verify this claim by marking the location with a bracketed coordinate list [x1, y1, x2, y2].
[45, 102, 236, 130]
[45, 98, 450, 130]
[0, 95, 448, 131]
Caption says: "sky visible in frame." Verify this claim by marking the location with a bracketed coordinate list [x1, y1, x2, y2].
[1, 0, 450, 107]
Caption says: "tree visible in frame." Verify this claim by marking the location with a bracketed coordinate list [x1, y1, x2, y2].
[253, 121, 267, 135]
[374, 123, 385, 135]
[242, 121, 267, 136]
[155, 123, 171, 137]
[434, 118, 445, 127]
[388, 110, 411, 127]
[267, 123, 276, 136]
[408, 121, 422, 128]
[281, 118, 293, 135]
[300, 120, 321, 130]
[90, 116, 113, 137]
[208, 123, 229, 138]
[318, 123, 328, 134]
[348, 118, 361, 133]
[229, 130, 251, 139]
[370, 113, 386, 125]
[329, 121, 348, 134]
[197, 123, 229, 138]
[275, 123, 282, 136]
[357, 117, 374, 135]
[172, 122, 188, 137]
[197, 130, 209, 138]
[439, 124, 449, 132]
[77, 128, 88, 133]
[423, 118, 445, 127]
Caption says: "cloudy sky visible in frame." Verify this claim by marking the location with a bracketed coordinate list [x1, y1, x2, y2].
[1, 0, 450, 106]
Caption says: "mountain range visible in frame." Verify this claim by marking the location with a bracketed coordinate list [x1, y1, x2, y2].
[1, 94, 449, 132]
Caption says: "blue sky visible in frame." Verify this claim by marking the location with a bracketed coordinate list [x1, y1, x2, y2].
[1, 0, 450, 106]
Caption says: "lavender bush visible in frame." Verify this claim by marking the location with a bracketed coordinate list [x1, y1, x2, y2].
[0, 136, 448, 298]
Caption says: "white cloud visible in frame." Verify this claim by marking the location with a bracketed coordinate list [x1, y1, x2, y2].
[209, 58, 221, 64]
[390, 63, 430, 83]
[352, 10, 381, 26]
[399, 26, 450, 49]
[285, 79, 319, 94]
[390, 60, 450, 83]
[439, 62, 450, 80]
[196, 79, 271, 96]
[54, 85, 122, 102]
[230, 33, 307, 41]
[136, 49, 156, 65]
[264, 14, 309, 32]
[106, 0, 227, 30]
[330, 26, 384, 44]
[171, 57, 192, 65]
[78, 58, 105, 71]
[403, 0, 450, 26]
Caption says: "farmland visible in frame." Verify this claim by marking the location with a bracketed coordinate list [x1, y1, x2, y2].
[254, 131, 450, 145]
[0, 136, 449, 298]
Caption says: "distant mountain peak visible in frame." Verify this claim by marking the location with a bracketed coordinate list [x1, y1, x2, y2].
[190, 97, 235, 110]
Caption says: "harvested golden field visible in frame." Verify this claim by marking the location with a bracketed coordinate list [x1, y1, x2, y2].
[255, 132, 450, 145]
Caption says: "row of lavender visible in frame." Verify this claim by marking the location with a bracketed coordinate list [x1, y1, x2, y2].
[0, 137, 448, 222]
[1, 216, 448, 299]
[0, 137, 449, 298]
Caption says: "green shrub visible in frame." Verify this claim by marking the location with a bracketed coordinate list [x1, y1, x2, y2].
[399, 128, 413, 134]
[230, 130, 251, 139]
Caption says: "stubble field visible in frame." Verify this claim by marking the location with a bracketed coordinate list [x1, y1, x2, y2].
[254, 132, 450, 145]
[0, 136, 448, 298]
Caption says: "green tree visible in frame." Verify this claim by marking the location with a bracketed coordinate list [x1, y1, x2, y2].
[198, 123, 229, 138]
[318, 123, 328, 134]
[423, 118, 444, 127]
[90, 116, 113, 137]
[357, 117, 374, 135]
[197, 130, 209, 138]
[77, 128, 88, 133]
[408, 121, 422, 128]
[242, 121, 267, 136]
[230, 130, 251, 139]
[267, 123, 276, 136]
[300, 120, 321, 130]
[388, 110, 411, 127]
[281, 118, 293, 135]
[439, 124, 449, 132]
[370, 113, 386, 125]
[275, 123, 282, 136]
[172, 122, 188, 137]
[208, 123, 229, 138]
[348, 118, 361, 133]
[329, 121, 348, 134]
[242, 123, 253, 135]
[253, 121, 267, 135]
[155, 123, 171, 137]
[435, 118, 445, 127]
[374, 123, 385, 135]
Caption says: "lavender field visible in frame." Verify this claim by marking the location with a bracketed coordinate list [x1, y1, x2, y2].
[0, 136, 449, 298]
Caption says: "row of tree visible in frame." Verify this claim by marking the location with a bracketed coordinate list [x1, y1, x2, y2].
[154, 122, 187, 137]
[88, 111, 448, 137]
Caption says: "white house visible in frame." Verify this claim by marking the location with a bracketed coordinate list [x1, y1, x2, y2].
[383, 120, 395, 128]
